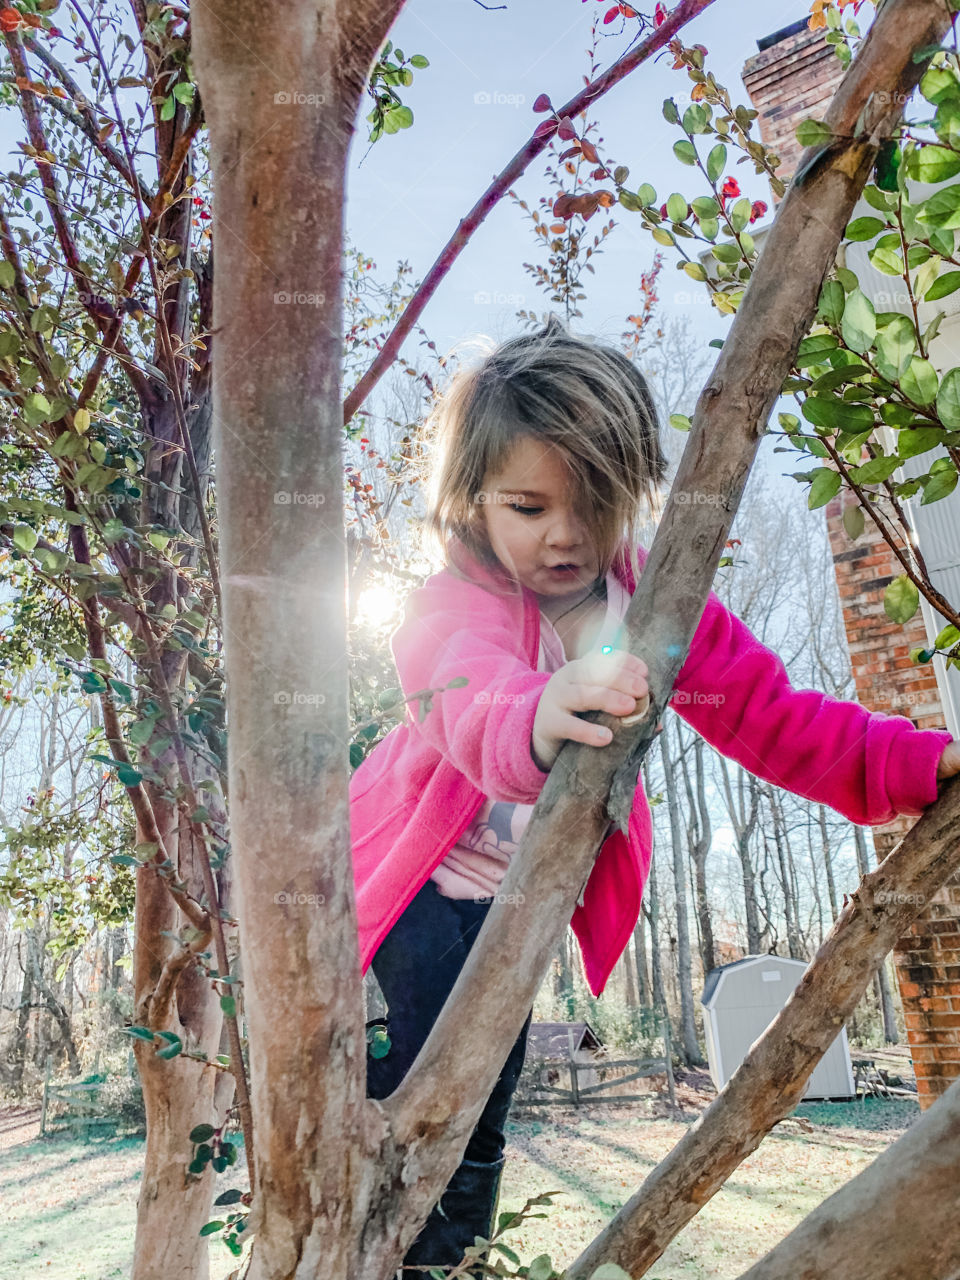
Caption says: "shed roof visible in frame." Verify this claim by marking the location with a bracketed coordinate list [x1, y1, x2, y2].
[526, 1021, 603, 1059]
[701, 953, 808, 1006]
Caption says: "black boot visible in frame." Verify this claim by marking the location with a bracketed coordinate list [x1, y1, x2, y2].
[400, 1153, 506, 1278]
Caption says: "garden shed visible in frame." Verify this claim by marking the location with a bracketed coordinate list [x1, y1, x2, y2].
[701, 956, 855, 1100]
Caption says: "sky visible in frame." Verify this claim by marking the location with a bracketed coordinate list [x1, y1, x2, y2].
[344, 0, 817, 501]
[345, 0, 803, 345]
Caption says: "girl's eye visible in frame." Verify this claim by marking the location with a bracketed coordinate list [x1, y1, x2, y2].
[509, 504, 543, 516]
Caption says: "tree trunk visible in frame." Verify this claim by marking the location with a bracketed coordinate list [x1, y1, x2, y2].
[132, 782, 227, 1280]
[818, 804, 839, 922]
[734, 1073, 960, 1280]
[660, 722, 701, 1063]
[854, 823, 899, 1043]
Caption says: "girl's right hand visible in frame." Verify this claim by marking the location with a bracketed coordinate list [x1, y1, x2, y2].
[531, 649, 651, 771]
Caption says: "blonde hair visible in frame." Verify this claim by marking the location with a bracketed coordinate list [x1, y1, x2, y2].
[420, 314, 667, 593]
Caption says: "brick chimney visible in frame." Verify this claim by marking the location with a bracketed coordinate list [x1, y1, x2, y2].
[743, 19, 960, 1108]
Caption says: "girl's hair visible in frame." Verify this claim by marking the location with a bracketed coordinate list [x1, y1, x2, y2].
[420, 314, 668, 593]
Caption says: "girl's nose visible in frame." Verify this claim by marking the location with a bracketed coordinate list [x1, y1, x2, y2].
[545, 509, 586, 549]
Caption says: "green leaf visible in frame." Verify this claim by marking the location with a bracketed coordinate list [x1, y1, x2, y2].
[936, 367, 960, 426]
[587, 1267, 634, 1280]
[666, 192, 688, 222]
[808, 467, 842, 509]
[796, 118, 833, 148]
[922, 462, 959, 503]
[935, 624, 960, 649]
[220, 995, 237, 1018]
[190, 1123, 217, 1143]
[729, 197, 752, 233]
[898, 427, 945, 458]
[662, 98, 680, 125]
[874, 139, 901, 191]
[802, 396, 874, 432]
[706, 142, 727, 184]
[156, 1036, 182, 1060]
[868, 245, 903, 275]
[673, 139, 697, 166]
[683, 260, 708, 281]
[906, 143, 960, 183]
[200, 1221, 225, 1237]
[918, 183, 960, 229]
[921, 66, 957, 104]
[636, 182, 656, 207]
[796, 333, 838, 368]
[669, 413, 691, 432]
[900, 356, 939, 404]
[410, 54, 429, 68]
[160, 94, 176, 122]
[215, 1188, 245, 1206]
[924, 270, 960, 300]
[817, 279, 845, 326]
[849, 453, 901, 485]
[841, 289, 876, 354]
[12, 524, 38, 553]
[843, 503, 865, 540]
[884, 574, 920, 624]
[845, 215, 886, 241]
[875, 314, 916, 379]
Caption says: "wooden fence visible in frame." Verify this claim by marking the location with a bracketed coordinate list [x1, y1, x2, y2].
[516, 1015, 676, 1109]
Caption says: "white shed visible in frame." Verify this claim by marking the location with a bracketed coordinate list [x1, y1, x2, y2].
[701, 955, 855, 1100]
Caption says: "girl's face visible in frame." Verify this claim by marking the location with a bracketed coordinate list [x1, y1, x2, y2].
[479, 435, 602, 605]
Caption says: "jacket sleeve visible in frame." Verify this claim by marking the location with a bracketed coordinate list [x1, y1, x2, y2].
[390, 582, 553, 804]
[671, 588, 951, 826]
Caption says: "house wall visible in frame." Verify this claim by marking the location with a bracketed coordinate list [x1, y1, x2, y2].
[742, 20, 960, 1107]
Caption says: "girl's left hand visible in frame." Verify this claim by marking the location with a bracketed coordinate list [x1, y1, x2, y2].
[936, 739, 960, 782]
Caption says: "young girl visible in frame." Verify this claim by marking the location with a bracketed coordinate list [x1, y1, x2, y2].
[355, 315, 960, 1277]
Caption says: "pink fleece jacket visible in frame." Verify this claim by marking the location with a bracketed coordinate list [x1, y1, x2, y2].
[350, 538, 950, 997]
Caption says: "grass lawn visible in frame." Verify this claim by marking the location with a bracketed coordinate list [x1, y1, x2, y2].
[0, 1093, 921, 1278]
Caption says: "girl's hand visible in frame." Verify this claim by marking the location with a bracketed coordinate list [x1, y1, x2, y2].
[531, 649, 650, 771]
[936, 738, 960, 783]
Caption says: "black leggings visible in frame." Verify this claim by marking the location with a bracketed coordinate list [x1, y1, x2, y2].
[366, 876, 532, 1164]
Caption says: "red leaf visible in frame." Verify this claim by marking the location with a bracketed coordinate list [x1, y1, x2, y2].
[533, 120, 556, 140]
[580, 138, 599, 164]
[0, 8, 21, 32]
[603, 5, 619, 22]
[654, 2, 668, 26]
[533, 93, 552, 113]
[556, 115, 577, 141]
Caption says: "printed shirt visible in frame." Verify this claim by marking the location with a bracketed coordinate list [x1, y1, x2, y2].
[429, 571, 633, 900]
